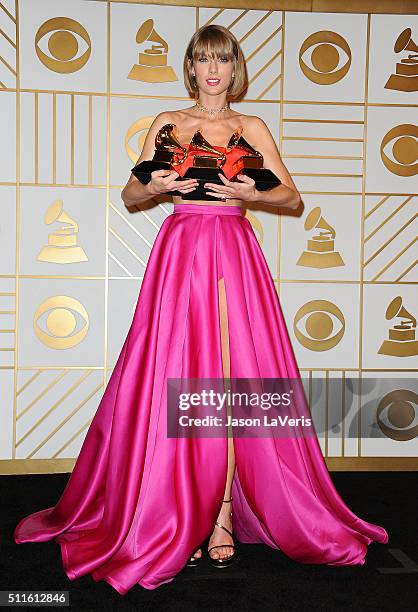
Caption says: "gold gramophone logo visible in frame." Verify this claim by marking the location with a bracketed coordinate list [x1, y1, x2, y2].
[376, 389, 418, 441]
[296, 207, 344, 268]
[380, 124, 418, 177]
[35, 17, 91, 73]
[378, 296, 418, 357]
[127, 19, 177, 83]
[299, 31, 351, 85]
[385, 28, 418, 93]
[33, 295, 89, 349]
[37, 200, 88, 264]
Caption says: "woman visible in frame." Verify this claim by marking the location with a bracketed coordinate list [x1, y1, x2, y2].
[14, 25, 388, 595]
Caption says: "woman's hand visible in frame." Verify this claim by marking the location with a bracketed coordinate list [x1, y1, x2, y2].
[204, 173, 259, 202]
[147, 169, 198, 196]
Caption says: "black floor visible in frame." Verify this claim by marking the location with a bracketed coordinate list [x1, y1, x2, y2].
[1, 472, 417, 611]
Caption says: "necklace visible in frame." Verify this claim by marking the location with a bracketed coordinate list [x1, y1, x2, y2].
[195, 99, 230, 116]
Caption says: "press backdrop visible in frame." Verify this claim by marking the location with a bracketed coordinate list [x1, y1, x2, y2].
[0, 0, 417, 474]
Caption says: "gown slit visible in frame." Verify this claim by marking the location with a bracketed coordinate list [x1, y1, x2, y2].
[14, 202, 388, 595]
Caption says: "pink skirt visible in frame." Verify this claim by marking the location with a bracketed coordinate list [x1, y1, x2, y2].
[14, 202, 388, 595]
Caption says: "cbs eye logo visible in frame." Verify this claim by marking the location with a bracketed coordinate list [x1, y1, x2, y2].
[299, 30, 352, 85]
[125, 116, 156, 163]
[376, 389, 418, 441]
[380, 124, 418, 177]
[35, 17, 91, 73]
[293, 299, 345, 351]
[33, 295, 89, 349]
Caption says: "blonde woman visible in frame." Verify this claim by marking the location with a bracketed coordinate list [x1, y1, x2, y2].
[15, 24, 388, 595]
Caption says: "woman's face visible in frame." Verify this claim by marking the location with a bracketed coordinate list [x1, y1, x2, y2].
[191, 52, 234, 95]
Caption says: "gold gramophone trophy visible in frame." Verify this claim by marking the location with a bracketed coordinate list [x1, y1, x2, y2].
[378, 296, 418, 357]
[131, 123, 281, 200]
[384, 28, 418, 93]
[37, 200, 88, 264]
[130, 123, 188, 195]
[296, 207, 344, 268]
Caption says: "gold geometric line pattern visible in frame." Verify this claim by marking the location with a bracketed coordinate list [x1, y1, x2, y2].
[246, 25, 282, 63]
[109, 201, 154, 248]
[225, 9, 249, 32]
[283, 136, 364, 142]
[71, 94, 75, 184]
[0, 26, 16, 49]
[0, 3, 16, 23]
[371, 237, 418, 282]
[34, 92, 38, 183]
[364, 194, 391, 220]
[256, 74, 281, 100]
[283, 154, 363, 160]
[395, 258, 418, 283]
[53, 93, 56, 183]
[51, 418, 91, 459]
[17, 371, 69, 421]
[16, 370, 94, 446]
[284, 118, 364, 125]
[363, 213, 418, 266]
[28, 92, 102, 186]
[88, 94, 93, 184]
[16, 370, 42, 396]
[248, 50, 281, 86]
[0, 1, 16, 89]
[202, 7, 224, 27]
[291, 172, 363, 177]
[108, 227, 148, 268]
[27, 382, 103, 459]
[109, 251, 134, 277]
[0, 54, 16, 76]
[364, 195, 414, 243]
[237, 11, 272, 46]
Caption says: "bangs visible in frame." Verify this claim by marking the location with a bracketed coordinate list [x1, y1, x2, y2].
[192, 31, 235, 61]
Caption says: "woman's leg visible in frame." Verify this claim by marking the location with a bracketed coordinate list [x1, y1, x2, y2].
[191, 276, 236, 561]
[207, 276, 236, 560]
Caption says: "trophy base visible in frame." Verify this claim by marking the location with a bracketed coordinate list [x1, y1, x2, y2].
[296, 251, 345, 268]
[130, 163, 281, 200]
[378, 339, 418, 357]
[131, 160, 171, 184]
[170, 167, 281, 200]
[237, 167, 281, 191]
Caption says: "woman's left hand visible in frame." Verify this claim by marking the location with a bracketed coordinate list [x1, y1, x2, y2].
[204, 173, 259, 202]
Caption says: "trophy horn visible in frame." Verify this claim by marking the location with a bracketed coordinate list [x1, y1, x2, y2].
[189, 130, 226, 167]
[225, 126, 244, 151]
[154, 123, 187, 164]
[233, 133, 263, 159]
[136, 19, 168, 53]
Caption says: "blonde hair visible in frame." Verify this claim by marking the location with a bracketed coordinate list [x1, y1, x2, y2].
[183, 24, 248, 101]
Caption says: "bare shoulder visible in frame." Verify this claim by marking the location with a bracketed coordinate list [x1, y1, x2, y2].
[243, 115, 271, 138]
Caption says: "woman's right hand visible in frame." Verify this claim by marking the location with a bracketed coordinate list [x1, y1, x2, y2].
[147, 169, 198, 196]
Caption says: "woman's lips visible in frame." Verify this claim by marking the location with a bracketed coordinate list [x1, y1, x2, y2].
[206, 78, 220, 86]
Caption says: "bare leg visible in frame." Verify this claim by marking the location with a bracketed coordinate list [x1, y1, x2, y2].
[190, 277, 235, 561]
[209, 277, 236, 560]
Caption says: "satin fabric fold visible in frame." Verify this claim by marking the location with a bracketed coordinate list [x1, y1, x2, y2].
[14, 202, 388, 595]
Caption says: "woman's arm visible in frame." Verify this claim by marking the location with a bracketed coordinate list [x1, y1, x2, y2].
[246, 116, 302, 210]
[121, 112, 171, 210]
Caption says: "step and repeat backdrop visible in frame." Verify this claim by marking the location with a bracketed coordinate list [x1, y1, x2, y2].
[0, 0, 417, 473]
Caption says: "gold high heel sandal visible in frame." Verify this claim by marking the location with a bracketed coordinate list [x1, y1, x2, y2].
[186, 547, 203, 567]
[207, 496, 236, 568]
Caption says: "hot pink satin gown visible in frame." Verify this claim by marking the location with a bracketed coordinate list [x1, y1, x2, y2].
[14, 202, 388, 595]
